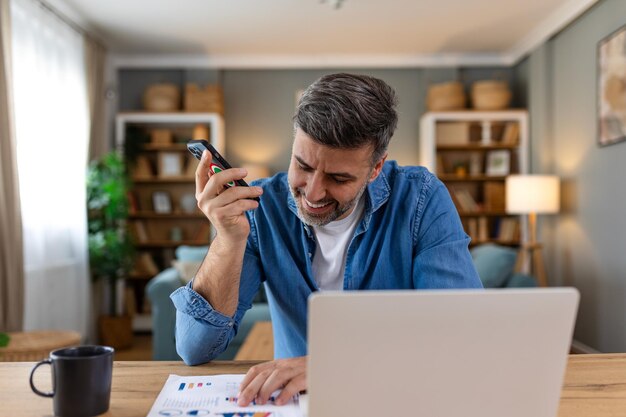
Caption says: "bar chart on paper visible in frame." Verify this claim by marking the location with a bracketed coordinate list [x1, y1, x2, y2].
[215, 413, 275, 417]
[225, 396, 278, 406]
[147, 374, 302, 417]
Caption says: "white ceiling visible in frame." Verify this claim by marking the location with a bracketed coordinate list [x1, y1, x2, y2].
[50, 0, 598, 68]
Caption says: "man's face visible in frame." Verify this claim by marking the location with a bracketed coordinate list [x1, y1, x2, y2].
[287, 128, 386, 226]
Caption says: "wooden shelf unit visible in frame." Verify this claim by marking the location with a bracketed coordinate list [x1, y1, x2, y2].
[419, 110, 529, 247]
[115, 112, 224, 323]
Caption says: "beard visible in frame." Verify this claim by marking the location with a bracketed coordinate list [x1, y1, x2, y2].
[289, 180, 369, 227]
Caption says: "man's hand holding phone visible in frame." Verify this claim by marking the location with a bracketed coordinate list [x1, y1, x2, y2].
[188, 140, 262, 316]
[194, 149, 263, 244]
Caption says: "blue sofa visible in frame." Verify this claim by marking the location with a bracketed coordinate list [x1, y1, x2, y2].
[470, 243, 537, 288]
[145, 246, 270, 361]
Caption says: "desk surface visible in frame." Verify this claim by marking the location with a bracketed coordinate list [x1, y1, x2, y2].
[2, 354, 626, 416]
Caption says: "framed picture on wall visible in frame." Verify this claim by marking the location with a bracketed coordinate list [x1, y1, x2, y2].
[598, 24, 626, 147]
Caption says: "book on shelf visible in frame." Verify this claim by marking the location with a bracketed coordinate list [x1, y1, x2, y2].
[436, 155, 445, 177]
[130, 252, 159, 276]
[130, 221, 149, 243]
[127, 191, 139, 214]
[484, 182, 506, 212]
[185, 156, 199, 178]
[477, 216, 489, 241]
[466, 218, 478, 241]
[497, 218, 520, 242]
[513, 220, 520, 241]
[469, 152, 483, 176]
[132, 155, 153, 179]
[162, 248, 175, 269]
[501, 122, 520, 145]
[451, 188, 480, 212]
[194, 222, 212, 242]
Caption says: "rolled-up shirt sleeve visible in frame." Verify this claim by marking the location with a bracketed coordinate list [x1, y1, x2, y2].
[170, 238, 264, 365]
[170, 281, 235, 365]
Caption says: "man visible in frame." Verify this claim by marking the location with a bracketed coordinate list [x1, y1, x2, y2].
[171, 73, 482, 406]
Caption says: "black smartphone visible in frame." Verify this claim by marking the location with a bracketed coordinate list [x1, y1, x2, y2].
[187, 139, 260, 201]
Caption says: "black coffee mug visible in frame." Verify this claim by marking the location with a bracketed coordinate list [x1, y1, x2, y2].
[30, 345, 114, 417]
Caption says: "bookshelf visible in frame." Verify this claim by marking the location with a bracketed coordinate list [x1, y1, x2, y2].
[419, 110, 529, 247]
[115, 112, 224, 328]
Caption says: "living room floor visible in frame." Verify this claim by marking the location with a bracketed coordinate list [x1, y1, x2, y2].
[114, 333, 152, 361]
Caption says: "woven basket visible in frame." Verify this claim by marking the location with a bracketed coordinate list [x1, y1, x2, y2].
[471, 80, 512, 110]
[0, 331, 81, 362]
[143, 83, 181, 112]
[426, 81, 466, 111]
[184, 83, 224, 114]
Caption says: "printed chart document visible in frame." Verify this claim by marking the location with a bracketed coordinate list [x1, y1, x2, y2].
[147, 374, 303, 417]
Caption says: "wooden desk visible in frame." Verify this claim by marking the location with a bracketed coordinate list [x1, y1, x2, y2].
[1, 360, 259, 417]
[2, 354, 626, 416]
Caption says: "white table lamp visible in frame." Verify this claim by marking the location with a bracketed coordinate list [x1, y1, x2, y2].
[506, 175, 560, 286]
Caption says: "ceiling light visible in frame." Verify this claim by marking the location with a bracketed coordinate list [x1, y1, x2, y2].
[320, 0, 345, 10]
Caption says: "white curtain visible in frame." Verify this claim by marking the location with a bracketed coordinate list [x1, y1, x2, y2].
[10, 0, 90, 338]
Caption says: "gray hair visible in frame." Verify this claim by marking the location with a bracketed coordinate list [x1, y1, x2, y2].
[294, 73, 398, 165]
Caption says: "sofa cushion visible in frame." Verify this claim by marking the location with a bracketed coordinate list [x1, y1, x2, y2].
[507, 273, 537, 288]
[175, 245, 209, 262]
[172, 260, 202, 283]
[470, 243, 517, 288]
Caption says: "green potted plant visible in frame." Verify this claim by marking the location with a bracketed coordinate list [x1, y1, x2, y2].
[87, 152, 135, 349]
[0, 332, 9, 348]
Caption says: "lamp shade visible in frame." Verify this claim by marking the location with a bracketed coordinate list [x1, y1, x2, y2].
[506, 175, 560, 214]
[242, 163, 270, 183]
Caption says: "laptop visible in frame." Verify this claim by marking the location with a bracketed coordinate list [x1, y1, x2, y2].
[306, 288, 579, 417]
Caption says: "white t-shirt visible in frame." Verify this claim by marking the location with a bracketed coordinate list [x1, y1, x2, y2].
[311, 196, 365, 291]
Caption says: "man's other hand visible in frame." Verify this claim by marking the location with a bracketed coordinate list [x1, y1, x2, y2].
[237, 356, 307, 406]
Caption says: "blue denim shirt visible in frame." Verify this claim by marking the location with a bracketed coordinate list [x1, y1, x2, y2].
[171, 161, 482, 365]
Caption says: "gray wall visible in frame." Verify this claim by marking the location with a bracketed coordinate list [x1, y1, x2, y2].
[527, 0, 626, 352]
[223, 67, 517, 172]
[222, 69, 423, 172]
